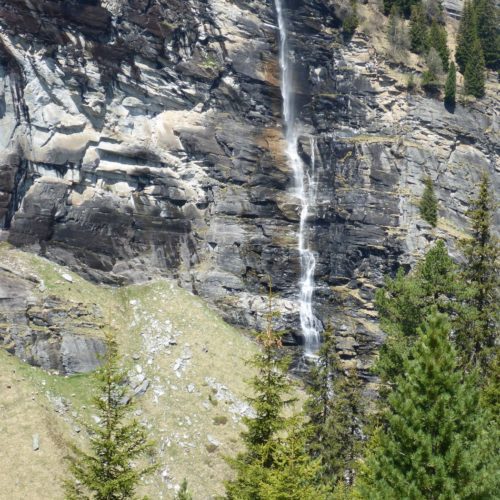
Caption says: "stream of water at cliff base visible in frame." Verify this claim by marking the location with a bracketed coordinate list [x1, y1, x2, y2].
[275, 0, 321, 355]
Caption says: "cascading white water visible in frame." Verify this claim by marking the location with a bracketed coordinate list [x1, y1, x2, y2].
[275, 0, 321, 354]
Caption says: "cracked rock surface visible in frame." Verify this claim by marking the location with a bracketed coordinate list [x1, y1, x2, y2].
[0, 0, 498, 374]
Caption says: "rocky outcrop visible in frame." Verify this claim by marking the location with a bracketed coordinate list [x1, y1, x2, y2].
[0, 0, 498, 376]
[0, 263, 106, 373]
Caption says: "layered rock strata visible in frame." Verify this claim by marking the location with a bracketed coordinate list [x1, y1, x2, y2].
[0, 0, 498, 376]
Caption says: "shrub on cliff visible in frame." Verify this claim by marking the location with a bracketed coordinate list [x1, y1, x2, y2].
[444, 62, 456, 107]
[419, 176, 438, 226]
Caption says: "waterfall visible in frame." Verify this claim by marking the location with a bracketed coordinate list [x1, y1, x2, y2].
[275, 0, 321, 354]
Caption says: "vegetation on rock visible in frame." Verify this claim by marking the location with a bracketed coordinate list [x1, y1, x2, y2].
[419, 177, 438, 226]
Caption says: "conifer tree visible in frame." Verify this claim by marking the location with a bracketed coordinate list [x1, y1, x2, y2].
[474, 0, 499, 70]
[259, 420, 330, 500]
[64, 335, 157, 500]
[409, 4, 429, 54]
[305, 325, 364, 488]
[357, 312, 499, 499]
[456, 0, 478, 73]
[457, 174, 499, 373]
[387, 6, 409, 57]
[419, 177, 438, 226]
[428, 21, 450, 70]
[225, 288, 332, 499]
[375, 240, 460, 382]
[464, 37, 486, 97]
[342, 0, 359, 40]
[444, 61, 456, 107]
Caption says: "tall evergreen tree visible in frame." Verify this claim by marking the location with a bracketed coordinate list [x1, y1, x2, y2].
[64, 335, 157, 500]
[226, 290, 327, 499]
[259, 420, 330, 500]
[444, 61, 456, 107]
[419, 177, 438, 226]
[357, 312, 499, 499]
[409, 4, 429, 54]
[428, 21, 450, 70]
[375, 240, 460, 382]
[305, 325, 364, 489]
[474, 0, 499, 70]
[464, 37, 486, 97]
[456, 0, 478, 73]
[457, 174, 499, 373]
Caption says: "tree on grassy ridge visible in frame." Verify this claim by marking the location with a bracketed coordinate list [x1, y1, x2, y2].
[428, 21, 449, 70]
[64, 334, 157, 500]
[409, 4, 429, 54]
[456, 0, 478, 73]
[474, 0, 499, 70]
[464, 37, 486, 97]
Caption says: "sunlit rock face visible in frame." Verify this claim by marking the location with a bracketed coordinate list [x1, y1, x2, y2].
[0, 0, 498, 377]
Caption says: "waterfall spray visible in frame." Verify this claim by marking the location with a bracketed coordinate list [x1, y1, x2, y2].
[275, 0, 321, 354]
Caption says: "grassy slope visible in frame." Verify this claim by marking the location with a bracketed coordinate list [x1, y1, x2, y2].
[0, 244, 261, 499]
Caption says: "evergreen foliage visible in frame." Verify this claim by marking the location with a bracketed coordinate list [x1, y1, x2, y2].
[342, 0, 359, 40]
[409, 4, 429, 54]
[444, 61, 456, 106]
[464, 37, 486, 97]
[474, 0, 499, 70]
[428, 21, 449, 70]
[384, 0, 420, 18]
[375, 240, 460, 382]
[456, 1, 478, 73]
[457, 174, 499, 374]
[259, 420, 330, 500]
[357, 312, 499, 498]
[225, 290, 327, 499]
[387, 6, 409, 57]
[305, 325, 364, 489]
[64, 335, 157, 500]
[419, 177, 438, 226]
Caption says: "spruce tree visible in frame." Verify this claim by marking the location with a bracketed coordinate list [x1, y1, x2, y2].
[64, 335, 157, 500]
[375, 239, 460, 382]
[464, 37, 486, 97]
[409, 4, 429, 54]
[474, 0, 499, 70]
[444, 61, 456, 107]
[419, 177, 438, 226]
[457, 173, 499, 374]
[456, 0, 478, 73]
[259, 420, 330, 500]
[305, 325, 364, 488]
[428, 21, 450, 70]
[357, 312, 499, 499]
[225, 292, 329, 499]
[342, 0, 359, 40]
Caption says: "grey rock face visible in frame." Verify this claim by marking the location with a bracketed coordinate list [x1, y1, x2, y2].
[0, 0, 498, 375]
[0, 266, 106, 374]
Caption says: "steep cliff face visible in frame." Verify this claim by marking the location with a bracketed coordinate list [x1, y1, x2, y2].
[0, 0, 498, 375]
